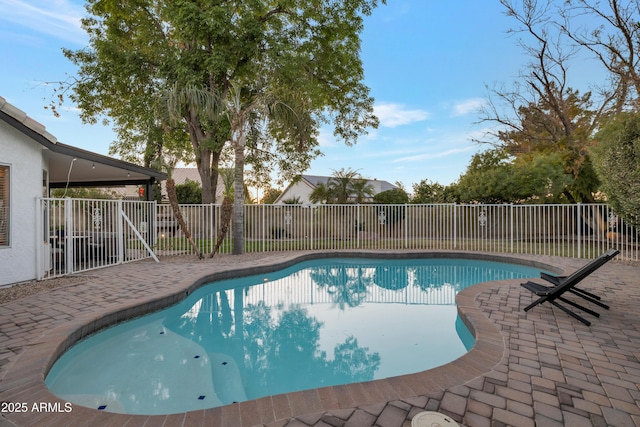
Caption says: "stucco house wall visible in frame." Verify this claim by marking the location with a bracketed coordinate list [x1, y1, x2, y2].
[0, 119, 46, 286]
[0, 96, 166, 286]
[277, 180, 315, 204]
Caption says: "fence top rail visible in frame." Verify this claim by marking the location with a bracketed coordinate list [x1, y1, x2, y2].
[41, 197, 155, 204]
[158, 202, 614, 208]
[40, 198, 621, 210]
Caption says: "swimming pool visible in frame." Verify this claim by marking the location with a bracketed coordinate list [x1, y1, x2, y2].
[45, 257, 542, 415]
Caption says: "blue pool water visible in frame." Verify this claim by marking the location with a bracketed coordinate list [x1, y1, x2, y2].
[46, 257, 541, 415]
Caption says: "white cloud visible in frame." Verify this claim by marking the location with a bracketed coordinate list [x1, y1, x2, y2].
[0, 0, 87, 45]
[451, 98, 485, 117]
[374, 102, 430, 128]
[393, 145, 477, 163]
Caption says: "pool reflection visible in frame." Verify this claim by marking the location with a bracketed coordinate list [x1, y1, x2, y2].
[47, 258, 540, 414]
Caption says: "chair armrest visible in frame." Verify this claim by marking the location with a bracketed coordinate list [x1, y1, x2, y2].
[540, 272, 567, 285]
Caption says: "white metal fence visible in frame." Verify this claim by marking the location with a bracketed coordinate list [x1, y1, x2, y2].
[38, 199, 639, 279]
[39, 198, 156, 278]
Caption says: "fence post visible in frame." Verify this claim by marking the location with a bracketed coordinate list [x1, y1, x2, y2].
[261, 204, 265, 253]
[309, 206, 313, 251]
[35, 198, 45, 280]
[510, 203, 514, 254]
[151, 201, 157, 254]
[453, 203, 457, 249]
[404, 204, 408, 249]
[577, 203, 582, 259]
[356, 204, 360, 249]
[64, 198, 73, 275]
[209, 203, 214, 255]
[117, 199, 124, 264]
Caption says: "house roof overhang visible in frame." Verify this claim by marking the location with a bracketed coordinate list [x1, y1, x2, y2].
[0, 100, 166, 189]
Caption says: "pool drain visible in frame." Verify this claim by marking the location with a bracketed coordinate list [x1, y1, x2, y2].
[411, 411, 460, 427]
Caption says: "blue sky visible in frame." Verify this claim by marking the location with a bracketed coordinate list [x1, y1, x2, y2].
[0, 1, 589, 190]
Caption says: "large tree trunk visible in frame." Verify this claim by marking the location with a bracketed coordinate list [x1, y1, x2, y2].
[166, 178, 203, 259]
[185, 109, 222, 205]
[194, 148, 221, 205]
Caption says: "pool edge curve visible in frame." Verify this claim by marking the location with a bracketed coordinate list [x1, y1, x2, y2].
[1, 250, 564, 427]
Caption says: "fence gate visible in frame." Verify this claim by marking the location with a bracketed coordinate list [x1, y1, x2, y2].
[39, 198, 158, 279]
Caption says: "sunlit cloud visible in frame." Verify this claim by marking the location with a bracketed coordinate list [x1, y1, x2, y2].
[374, 102, 430, 128]
[393, 145, 477, 163]
[0, 0, 87, 45]
[451, 98, 485, 117]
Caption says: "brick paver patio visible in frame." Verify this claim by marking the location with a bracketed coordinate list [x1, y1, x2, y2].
[0, 250, 638, 427]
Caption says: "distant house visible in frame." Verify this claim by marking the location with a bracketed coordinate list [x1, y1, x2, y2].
[0, 96, 166, 286]
[274, 174, 398, 204]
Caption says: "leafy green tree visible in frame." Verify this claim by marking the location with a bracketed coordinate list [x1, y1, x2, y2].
[591, 113, 640, 226]
[455, 149, 571, 203]
[455, 150, 510, 203]
[410, 180, 458, 204]
[492, 93, 601, 202]
[510, 153, 573, 202]
[261, 188, 282, 204]
[60, 0, 383, 208]
[373, 188, 409, 204]
[175, 179, 202, 204]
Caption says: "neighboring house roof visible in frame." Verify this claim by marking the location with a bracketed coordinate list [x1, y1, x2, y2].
[274, 174, 398, 204]
[0, 96, 166, 192]
[300, 175, 398, 193]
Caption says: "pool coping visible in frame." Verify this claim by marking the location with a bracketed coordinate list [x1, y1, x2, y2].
[0, 250, 564, 426]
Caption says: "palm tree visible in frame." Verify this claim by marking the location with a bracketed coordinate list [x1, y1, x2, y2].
[225, 84, 313, 254]
[350, 178, 375, 203]
[327, 168, 360, 203]
[315, 168, 373, 204]
[309, 183, 333, 204]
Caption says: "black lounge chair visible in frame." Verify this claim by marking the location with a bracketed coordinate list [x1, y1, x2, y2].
[540, 248, 620, 307]
[521, 249, 620, 326]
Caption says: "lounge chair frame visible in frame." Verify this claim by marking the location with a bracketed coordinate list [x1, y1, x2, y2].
[521, 249, 620, 326]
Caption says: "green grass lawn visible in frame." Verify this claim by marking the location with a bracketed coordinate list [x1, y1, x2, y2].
[151, 236, 617, 259]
